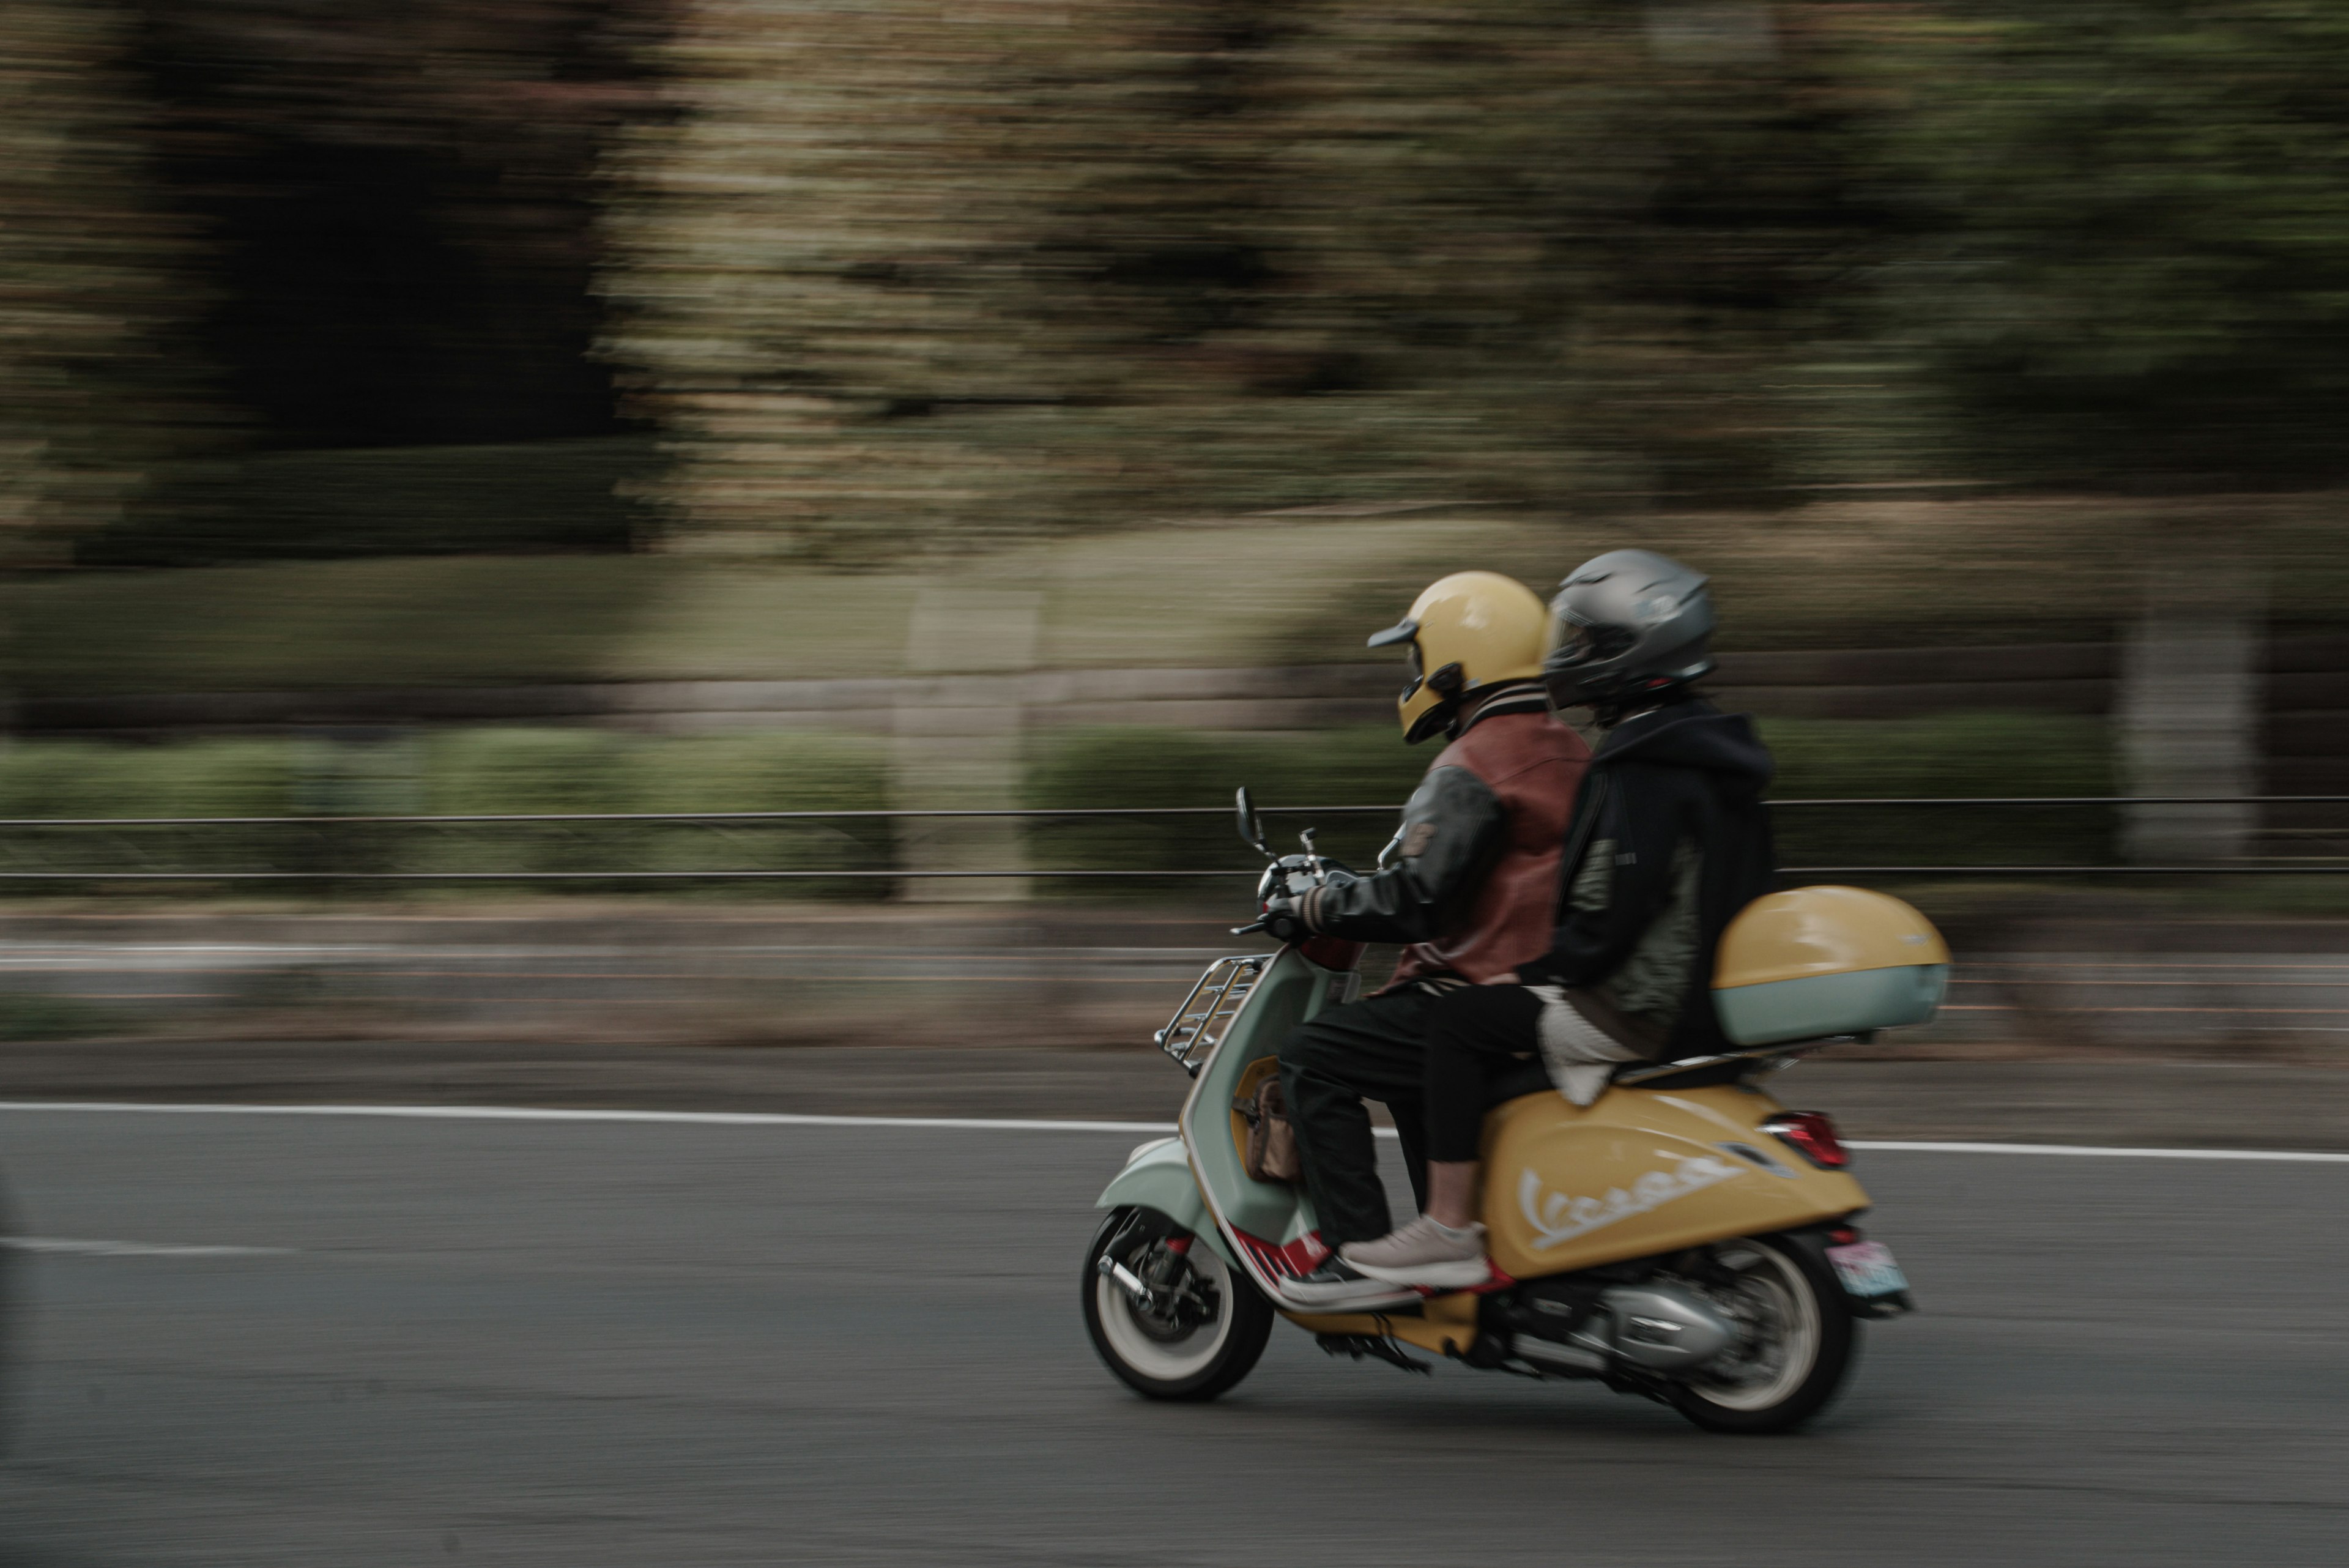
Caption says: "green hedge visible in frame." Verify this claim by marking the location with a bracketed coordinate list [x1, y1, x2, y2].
[1023, 724, 1433, 899]
[0, 711, 2115, 900]
[411, 729, 893, 896]
[1761, 712, 2117, 871]
[0, 729, 892, 897]
[0, 740, 300, 882]
[1025, 710, 2118, 895]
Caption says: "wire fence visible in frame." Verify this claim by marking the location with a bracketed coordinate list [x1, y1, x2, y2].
[0, 797, 2340, 882]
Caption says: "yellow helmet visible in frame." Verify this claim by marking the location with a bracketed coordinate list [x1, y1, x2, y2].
[1367, 571, 1552, 744]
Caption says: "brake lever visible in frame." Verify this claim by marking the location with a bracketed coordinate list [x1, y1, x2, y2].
[1230, 918, 1269, 937]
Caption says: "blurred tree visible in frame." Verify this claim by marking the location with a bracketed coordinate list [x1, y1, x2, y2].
[604, 2, 1879, 560]
[132, 0, 669, 450]
[1256, 1, 1879, 500]
[37, 0, 2344, 573]
[0, 0, 226, 566]
[600, 0, 1075, 559]
[1839, 1, 2349, 488]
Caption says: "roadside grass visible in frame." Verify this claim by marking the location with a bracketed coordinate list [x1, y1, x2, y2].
[0, 992, 132, 1042]
[17, 487, 2349, 700]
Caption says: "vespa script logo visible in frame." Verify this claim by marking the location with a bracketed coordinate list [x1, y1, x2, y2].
[1517, 1153, 1743, 1251]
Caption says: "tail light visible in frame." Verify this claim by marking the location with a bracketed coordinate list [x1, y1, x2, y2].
[1762, 1110, 1850, 1170]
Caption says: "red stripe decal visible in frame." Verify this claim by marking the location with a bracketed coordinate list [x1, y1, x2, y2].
[1231, 1227, 1331, 1280]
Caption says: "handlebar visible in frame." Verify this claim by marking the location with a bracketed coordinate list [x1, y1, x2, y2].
[1230, 786, 1364, 934]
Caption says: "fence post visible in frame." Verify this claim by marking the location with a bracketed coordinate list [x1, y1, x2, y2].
[2119, 561, 2262, 863]
[893, 586, 1039, 901]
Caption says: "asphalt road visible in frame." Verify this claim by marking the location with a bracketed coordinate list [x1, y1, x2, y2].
[1, 1108, 2344, 1567]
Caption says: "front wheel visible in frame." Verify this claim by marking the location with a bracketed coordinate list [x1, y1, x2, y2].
[1666, 1235, 1858, 1435]
[1083, 1207, 1272, 1402]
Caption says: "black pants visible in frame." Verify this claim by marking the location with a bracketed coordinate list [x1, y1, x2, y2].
[1275, 989, 1436, 1248]
[1424, 983, 1546, 1162]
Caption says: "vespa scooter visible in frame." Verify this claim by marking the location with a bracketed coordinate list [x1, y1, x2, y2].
[1081, 789, 1939, 1433]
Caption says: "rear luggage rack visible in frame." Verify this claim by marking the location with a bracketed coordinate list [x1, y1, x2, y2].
[1154, 954, 1269, 1077]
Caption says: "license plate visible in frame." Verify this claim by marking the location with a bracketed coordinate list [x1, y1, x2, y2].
[1826, 1240, 1908, 1298]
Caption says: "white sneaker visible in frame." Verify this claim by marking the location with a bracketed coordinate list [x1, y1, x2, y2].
[1340, 1216, 1491, 1290]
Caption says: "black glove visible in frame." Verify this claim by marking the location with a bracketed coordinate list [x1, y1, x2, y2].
[1261, 894, 1308, 945]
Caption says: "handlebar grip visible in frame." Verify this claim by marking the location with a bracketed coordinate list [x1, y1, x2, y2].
[1230, 919, 1268, 937]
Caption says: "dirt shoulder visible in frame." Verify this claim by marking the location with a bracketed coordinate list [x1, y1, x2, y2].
[0, 1038, 2339, 1152]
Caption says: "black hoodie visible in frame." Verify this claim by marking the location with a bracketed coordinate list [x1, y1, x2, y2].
[1516, 698, 1776, 1058]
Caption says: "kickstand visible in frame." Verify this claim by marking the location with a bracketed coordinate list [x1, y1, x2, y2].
[1316, 1332, 1432, 1376]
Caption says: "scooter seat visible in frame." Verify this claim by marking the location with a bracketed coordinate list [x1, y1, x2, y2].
[1483, 1051, 1739, 1105]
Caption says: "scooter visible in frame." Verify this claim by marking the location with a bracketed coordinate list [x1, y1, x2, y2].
[1082, 789, 1935, 1433]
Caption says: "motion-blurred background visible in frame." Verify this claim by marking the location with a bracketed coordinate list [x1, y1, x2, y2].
[4, 1, 2348, 1074]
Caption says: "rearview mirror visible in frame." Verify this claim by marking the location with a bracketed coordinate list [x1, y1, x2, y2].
[1235, 786, 1274, 859]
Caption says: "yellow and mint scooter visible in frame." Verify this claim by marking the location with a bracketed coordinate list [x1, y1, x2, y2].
[1083, 790, 1942, 1433]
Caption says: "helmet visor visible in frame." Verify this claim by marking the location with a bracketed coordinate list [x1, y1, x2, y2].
[1543, 619, 1634, 672]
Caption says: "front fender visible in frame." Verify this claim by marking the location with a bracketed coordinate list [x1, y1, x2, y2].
[1095, 1137, 1234, 1266]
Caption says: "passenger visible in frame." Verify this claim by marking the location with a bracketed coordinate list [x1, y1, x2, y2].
[1340, 550, 1778, 1291]
[1267, 572, 1589, 1308]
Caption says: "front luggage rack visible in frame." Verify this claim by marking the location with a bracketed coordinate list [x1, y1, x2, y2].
[1154, 954, 1269, 1077]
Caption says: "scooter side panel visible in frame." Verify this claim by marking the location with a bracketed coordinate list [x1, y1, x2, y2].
[1483, 1083, 1869, 1281]
[1094, 1139, 1236, 1266]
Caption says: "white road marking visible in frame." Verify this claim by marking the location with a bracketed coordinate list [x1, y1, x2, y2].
[0, 1101, 2345, 1164]
[1, 1237, 292, 1257]
[1845, 1139, 2349, 1164]
[0, 1101, 1174, 1134]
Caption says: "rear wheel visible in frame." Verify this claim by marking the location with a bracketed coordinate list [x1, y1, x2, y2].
[1082, 1207, 1272, 1402]
[1666, 1236, 1857, 1435]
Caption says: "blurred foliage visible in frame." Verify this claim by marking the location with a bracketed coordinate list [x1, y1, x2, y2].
[0, 737, 302, 880]
[11, 555, 667, 697]
[131, 0, 665, 451]
[1025, 724, 1431, 896]
[1762, 712, 2118, 869]
[1837, 1, 2349, 487]
[0, 729, 893, 897]
[0, 712, 2200, 901]
[0, 1, 227, 566]
[1028, 710, 2118, 895]
[81, 437, 656, 566]
[0, 736, 295, 816]
[604, 1, 1871, 559]
[0, 992, 132, 1042]
[4, 0, 673, 567]
[604, 1, 2349, 560]
[15, 1, 2349, 581]
[410, 728, 894, 895]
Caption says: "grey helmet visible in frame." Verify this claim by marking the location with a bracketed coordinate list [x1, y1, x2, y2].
[1543, 549, 1717, 710]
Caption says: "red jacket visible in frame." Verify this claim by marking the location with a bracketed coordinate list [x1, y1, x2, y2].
[1297, 690, 1590, 988]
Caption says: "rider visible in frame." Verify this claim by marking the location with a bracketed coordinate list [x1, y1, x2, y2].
[1338, 549, 1779, 1291]
[1265, 571, 1590, 1307]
